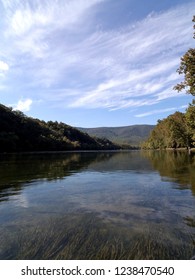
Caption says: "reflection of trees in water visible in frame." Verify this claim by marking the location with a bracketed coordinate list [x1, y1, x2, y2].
[141, 150, 195, 195]
[0, 151, 153, 196]
[88, 151, 153, 172]
[1, 150, 195, 202]
[0, 152, 115, 202]
[142, 150, 195, 251]
[1, 151, 195, 260]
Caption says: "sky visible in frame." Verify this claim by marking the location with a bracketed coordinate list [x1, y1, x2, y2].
[0, 0, 194, 127]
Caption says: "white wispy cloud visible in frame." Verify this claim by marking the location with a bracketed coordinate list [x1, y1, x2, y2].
[135, 105, 188, 118]
[1, 0, 104, 59]
[13, 99, 33, 112]
[0, 0, 194, 113]
[0, 0, 106, 85]
[66, 2, 194, 110]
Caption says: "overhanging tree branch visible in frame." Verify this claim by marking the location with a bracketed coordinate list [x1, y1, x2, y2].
[173, 16, 195, 96]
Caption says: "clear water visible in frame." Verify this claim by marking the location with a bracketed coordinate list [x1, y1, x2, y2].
[0, 150, 195, 259]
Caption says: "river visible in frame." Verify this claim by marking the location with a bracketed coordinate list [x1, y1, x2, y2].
[0, 150, 195, 259]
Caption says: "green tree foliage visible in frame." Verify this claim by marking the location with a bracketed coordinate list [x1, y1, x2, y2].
[142, 112, 192, 149]
[173, 16, 195, 95]
[185, 100, 195, 145]
[0, 103, 120, 152]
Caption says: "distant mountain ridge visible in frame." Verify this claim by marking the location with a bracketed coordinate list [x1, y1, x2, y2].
[78, 125, 155, 147]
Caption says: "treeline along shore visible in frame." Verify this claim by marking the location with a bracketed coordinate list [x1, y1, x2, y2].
[142, 106, 195, 150]
[1, 102, 195, 153]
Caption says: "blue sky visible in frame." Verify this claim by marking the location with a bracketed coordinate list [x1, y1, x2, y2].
[0, 0, 194, 127]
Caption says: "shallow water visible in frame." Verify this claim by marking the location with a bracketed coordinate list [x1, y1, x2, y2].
[0, 150, 195, 259]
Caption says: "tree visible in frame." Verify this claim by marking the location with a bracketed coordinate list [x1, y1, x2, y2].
[185, 100, 195, 145]
[173, 16, 195, 95]
[141, 112, 191, 149]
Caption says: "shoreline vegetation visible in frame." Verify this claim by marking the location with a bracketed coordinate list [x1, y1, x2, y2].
[1, 102, 195, 153]
[141, 109, 195, 150]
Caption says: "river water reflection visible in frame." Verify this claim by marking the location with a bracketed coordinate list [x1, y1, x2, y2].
[0, 151, 195, 259]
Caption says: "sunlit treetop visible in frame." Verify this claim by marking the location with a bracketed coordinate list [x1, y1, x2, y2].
[174, 16, 195, 96]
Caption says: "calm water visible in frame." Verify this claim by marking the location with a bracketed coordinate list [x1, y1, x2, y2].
[0, 151, 195, 260]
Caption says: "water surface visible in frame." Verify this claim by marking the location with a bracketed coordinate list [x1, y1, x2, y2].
[0, 151, 195, 259]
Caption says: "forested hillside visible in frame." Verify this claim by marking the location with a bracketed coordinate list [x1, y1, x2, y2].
[0, 104, 120, 152]
[142, 106, 195, 149]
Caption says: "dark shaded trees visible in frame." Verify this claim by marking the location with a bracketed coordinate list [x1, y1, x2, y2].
[0, 103, 120, 152]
